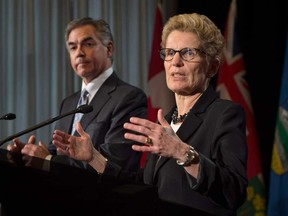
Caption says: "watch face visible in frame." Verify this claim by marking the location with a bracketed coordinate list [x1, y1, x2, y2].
[176, 146, 196, 166]
[184, 148, 195, 166]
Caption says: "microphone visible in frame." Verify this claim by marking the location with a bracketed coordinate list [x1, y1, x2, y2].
[0, 113, 16, 120]
[0, 104, 93, 146]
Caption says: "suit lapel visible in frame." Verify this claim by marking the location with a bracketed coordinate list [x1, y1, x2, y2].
[79, 72, 118, 132]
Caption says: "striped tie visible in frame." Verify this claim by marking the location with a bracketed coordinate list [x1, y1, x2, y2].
[71, 89, 89, 135]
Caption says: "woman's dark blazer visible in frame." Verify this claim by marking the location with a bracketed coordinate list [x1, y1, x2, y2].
[143, 85, 248, 216]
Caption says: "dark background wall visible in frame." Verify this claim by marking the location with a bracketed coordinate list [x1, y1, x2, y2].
[177, 0, 288, 196]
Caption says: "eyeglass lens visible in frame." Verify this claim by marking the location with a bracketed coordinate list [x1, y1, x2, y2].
[159, 48, 201, 61]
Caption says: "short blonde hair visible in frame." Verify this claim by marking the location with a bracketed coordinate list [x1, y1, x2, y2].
[161, 13, 225, 63]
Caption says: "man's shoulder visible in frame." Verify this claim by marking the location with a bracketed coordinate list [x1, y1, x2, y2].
[110, 73, 146, 95]
[118, 81, 146, 97]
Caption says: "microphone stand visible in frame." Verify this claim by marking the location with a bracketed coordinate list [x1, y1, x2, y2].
[0, 105, 93, 147]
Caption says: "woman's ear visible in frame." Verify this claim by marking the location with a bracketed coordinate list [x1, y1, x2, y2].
[207, 58, 221, 78]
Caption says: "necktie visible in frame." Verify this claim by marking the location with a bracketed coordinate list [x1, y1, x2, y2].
[71, 89, 89, 135]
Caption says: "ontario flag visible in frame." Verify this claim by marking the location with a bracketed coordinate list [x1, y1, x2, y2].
[141, 2, 174, 167]
[216, 0, 266, 215]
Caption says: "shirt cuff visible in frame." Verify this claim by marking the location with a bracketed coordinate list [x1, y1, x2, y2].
[45, 154, 53, 161]
[42, 154, 52, 171]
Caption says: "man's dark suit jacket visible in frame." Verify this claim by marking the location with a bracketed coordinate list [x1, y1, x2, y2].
[48, 72, 147, 175]
[143, 85, 248, 216]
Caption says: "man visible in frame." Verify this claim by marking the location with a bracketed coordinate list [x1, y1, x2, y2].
[7, 17, 147, 174]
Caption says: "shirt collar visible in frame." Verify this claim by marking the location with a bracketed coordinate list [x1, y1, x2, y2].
[81, 67, 113, 102]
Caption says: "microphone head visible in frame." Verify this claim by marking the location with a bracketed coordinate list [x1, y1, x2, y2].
[76, 105, 93, 114]
[0, 113, 16, 120]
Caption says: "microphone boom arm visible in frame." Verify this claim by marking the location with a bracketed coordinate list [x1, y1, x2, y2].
[0, 105, 93, 146]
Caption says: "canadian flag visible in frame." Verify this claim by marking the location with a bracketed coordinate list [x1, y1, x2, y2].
[141, 3, 174, 167]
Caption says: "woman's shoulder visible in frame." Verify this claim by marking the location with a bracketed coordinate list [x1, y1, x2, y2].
[213, 98, 245, 116]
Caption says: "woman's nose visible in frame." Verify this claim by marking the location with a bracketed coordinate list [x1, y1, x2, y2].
[171, 52, 183, 66]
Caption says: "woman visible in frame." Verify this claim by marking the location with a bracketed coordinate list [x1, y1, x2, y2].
[53, 13, 247, 215]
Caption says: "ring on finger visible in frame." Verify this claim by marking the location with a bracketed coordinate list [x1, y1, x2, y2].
[65, 146, 69, 151]
[145, 137, 153, 145]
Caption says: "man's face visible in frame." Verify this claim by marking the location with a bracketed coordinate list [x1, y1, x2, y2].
[67, 25, 112, 83]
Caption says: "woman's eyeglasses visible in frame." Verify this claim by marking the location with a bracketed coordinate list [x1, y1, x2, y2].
[159, 47, 208, 61]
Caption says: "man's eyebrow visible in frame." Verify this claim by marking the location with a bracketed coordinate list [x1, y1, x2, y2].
[80, 37, 95, 43]
[68, 36, 95, 46]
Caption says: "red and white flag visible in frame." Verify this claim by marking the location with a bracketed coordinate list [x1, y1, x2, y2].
[142, 3, 174, 167]
[147, 3, 174, 122]
[216, 0, 266, 214]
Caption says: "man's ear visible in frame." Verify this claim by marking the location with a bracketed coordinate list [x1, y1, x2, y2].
[106, 41, 114, 57]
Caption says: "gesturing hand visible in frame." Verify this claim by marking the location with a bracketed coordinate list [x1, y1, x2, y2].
[52, 122, 94, 162]
[124, 109, 186, 159]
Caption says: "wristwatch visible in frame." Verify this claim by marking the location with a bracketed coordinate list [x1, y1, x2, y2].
[176, 145, 197, 166]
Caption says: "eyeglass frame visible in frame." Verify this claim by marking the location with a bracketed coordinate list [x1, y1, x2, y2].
[158, 47, 208, 62]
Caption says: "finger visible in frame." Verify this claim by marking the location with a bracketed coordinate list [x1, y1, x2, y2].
[39, 141, 48, 151]
[132, 144, 154, 152]
[53, 129, 66, 138]
[28, 135, 36, 144]
[157, 109, 170, 127]
[21, 145, 29, 155]
[12, 138, 25, 150]
[7, 143, 19, 152]
[53, 131, 70, 143]
[56, 147, 67, 155]
[7, 144, 13, 151]
[76, 122, 86, 137]
[124, 132, 147, 144]
[145, 136, 153, 145]
[52, 139, 67, 151]
[129, 116, 156, 130]
[13, 138, 23, 146]
[124, 122, 149, 136]
[52, 140, 62, 149]
[52, 136, 68, 152]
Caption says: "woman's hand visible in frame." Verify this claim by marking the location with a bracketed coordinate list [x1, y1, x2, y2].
[124, 109, 187, 159]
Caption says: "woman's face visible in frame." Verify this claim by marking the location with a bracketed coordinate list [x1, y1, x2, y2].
[164, 30, 210, 95]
